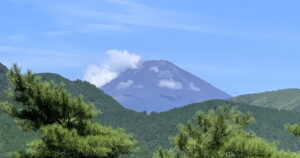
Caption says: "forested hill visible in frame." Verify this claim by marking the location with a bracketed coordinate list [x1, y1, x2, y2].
[38, 73, 142, 127]
[0, 64, 37, 157]
[231, 89, 300, 111]
[1, 63, 300, 157]
[0, 63, 8, 92]
[152, 100, 300, 151]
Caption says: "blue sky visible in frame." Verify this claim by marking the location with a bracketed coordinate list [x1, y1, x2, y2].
[1, 0, 300, 96]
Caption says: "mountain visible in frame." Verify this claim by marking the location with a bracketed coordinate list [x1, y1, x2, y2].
[231, 89, 300, 111]
[146, 100, 300, 152]
[0, 64, 148, 157]
[0, 63, 8, 92]
[0, 64, 38, 157]
[2, 63, 300, 157]
[101, 60, 231, 112]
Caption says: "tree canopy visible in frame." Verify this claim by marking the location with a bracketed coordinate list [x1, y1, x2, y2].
[153, 106, 300, 158]
[0, 64, 138, 158]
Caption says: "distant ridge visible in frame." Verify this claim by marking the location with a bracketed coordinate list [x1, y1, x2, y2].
[102, 60, 231, 112]
[231, 88, 300, 111]
[0, 63, 7, 73]
[2, 62, 300, 157]
[0, 63, 8, 92]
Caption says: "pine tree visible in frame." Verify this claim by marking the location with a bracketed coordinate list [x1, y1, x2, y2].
[0, 64, 138, 158]
[153, 106, 300, 158]
[286, 124, 300, 157]
[287, 124, 300, 137]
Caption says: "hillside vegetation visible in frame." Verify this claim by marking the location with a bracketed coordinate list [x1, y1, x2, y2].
[1, 64, 300, 157]
[1, 65, 138, 158]
[231, 89, 300, 111]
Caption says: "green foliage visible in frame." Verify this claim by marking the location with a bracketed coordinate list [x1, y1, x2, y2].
[171, 106, 254, 157]
[153, 148, 180, 158]
[0, 64, 138, 158]
[223, 133, 276, 157]
[287, 123, 300, 157]
[12, 122, 137, 158]
[230, 89, 300, 111]
[272, 150, 300, 158]
[2, 63, 300, 157]
[1, 64, 97, 130]
[287, 124, 300, 137]
[0, 68, 38, 157]
[153, 106, 300, 158]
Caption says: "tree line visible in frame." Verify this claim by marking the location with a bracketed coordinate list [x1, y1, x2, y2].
[1, 64, 300, 158]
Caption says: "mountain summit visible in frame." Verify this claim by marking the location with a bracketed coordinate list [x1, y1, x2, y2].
[101, 60, 231, 112]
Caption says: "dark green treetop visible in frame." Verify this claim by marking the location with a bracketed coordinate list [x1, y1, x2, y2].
[0, 64, 138, 158]
[153, 106, 300, 158]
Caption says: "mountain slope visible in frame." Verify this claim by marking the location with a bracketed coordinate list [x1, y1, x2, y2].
[0, 63, 8, 91]
[2, 63, 300, 157]
[231, 89, 300, 111]
[149, 100, 300, 151]
[0, 64, 38, 157]
[102, 60, 231, 112]
[0, 65, 148, 157]
[35, 74, 300, 154]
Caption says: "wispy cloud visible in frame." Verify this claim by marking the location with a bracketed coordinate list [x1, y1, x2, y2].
[44, 30, 72, 36]
[80, 23, 127, 32]
[102, 0, 214, 32]
[8, 0, 38, 4]
[0, 35, 24, 41]
[7, 0, 291, 38]
[33, 0, 217, 36]
[44, 23, 127, 37]
[9, 0, 267, 37]
[0, 45, 78, 57]
[0, 45, 84, 68]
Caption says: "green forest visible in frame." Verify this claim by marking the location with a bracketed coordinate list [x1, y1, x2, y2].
[2, 63, 300, 157]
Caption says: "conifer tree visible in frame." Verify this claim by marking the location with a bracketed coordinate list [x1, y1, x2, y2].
[153, 106, 300, 158]
[286, 124, 300, 156]
[0, 64, 138, 158]
[287, 124, 300, 138]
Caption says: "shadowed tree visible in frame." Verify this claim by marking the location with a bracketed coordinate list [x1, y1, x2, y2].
[0, 64, 138, 158]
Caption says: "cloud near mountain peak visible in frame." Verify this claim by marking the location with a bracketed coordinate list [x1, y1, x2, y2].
[83, 49, 142, 87]
[158, 79, 183, 90]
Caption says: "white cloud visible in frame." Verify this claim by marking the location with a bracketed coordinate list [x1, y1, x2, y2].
[158, 70, 173, 78]
[158, 79, 183, 90]
[189, 82, 201, 91]
[83, 49, 142, 87]
[84, 65, 118, 88]
[149, 66, 159, 73]
[135, 84, 144, 89]
[116, 80, 134, 90]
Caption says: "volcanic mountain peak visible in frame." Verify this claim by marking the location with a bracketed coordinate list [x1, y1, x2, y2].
[101, 60, 231, 112]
